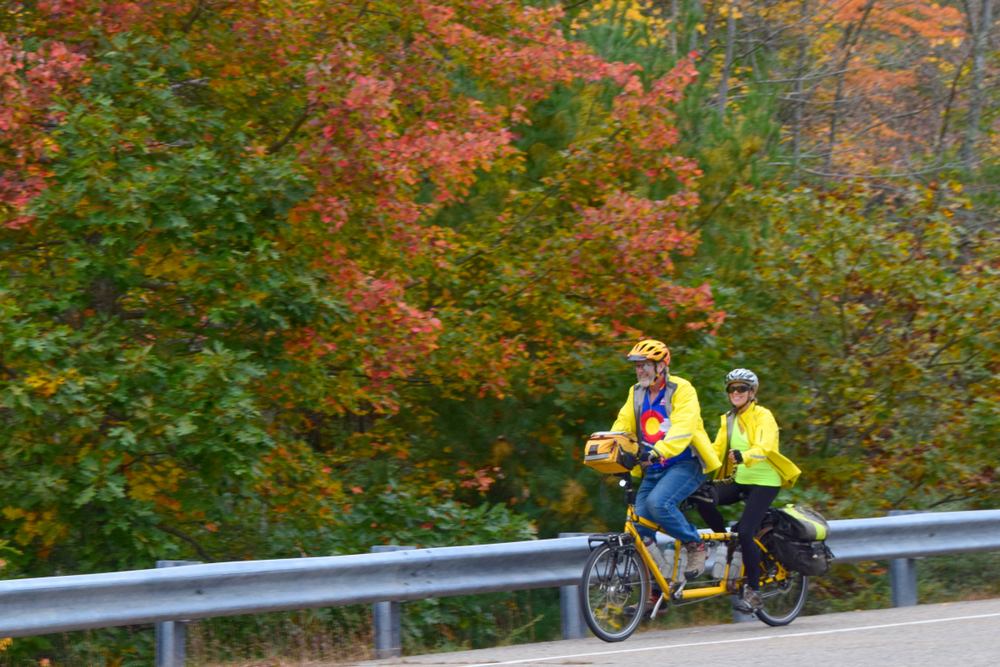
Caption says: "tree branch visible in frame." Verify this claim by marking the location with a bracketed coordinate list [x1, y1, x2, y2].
[181, 0, 205, 33]
[267, 104, 312, 155]
[155, 522, 215, 562]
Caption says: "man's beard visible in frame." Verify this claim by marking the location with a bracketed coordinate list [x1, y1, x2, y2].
[637, 376, 653, 388]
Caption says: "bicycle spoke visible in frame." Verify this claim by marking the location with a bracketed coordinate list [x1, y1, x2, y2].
[756, 571, 807, 626]
[580, 543, 649, 642]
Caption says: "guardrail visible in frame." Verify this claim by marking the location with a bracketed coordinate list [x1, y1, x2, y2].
[1, 509, 998, 665]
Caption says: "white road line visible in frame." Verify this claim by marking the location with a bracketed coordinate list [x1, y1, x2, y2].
[462, 611, 1000, 666]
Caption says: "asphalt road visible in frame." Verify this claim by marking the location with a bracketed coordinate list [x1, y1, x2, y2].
[351, 598, 1000, 666]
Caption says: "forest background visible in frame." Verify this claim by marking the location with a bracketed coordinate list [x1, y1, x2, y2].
[0, 0, 996, 664]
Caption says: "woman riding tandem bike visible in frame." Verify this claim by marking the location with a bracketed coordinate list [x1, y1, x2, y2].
[692, 368, 801, 612]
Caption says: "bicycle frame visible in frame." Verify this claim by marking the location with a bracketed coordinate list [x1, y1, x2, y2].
[624, 503, 791, 603]
[625, 506, 725, 601]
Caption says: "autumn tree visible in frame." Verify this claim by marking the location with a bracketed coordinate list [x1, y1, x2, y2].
[0, 0, 719, 578]
[701, 182, 997, 515]
[566, 0, 997, 522]
[3, 3, 995, 660]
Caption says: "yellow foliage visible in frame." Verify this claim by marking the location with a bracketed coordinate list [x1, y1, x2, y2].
[144, 251, 202, 281]
[551, 479, 592, 518]
[490, 437, 514, 466]
[23, 371, 66, 397]
[127, 461, 185, 502]
[719, 2, 743, 20]
[572, 0, 671, 45]
[2, 507, 67, 548]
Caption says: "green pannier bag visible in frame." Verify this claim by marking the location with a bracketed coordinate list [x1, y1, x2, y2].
[774, 504, 829, 541]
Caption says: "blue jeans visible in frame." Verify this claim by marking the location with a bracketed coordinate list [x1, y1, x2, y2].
[635, 458, 705, 543]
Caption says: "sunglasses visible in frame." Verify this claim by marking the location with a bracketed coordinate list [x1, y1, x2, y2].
[726, 385, 752, 394]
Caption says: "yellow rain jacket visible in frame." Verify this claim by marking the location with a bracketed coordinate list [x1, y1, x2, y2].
[611, 375, 721, 478]
[713, 403, 801, 488]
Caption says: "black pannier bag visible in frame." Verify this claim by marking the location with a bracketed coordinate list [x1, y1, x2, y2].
[770, 535, 835, 576]
[761, 504, 835, 576]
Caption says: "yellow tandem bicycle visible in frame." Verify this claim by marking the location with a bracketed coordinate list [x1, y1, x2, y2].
[580, 475, 808, 642]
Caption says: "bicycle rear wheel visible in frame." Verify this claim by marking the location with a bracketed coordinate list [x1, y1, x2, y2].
[579, 543, 650, 642]
[755, 571, 808, 626]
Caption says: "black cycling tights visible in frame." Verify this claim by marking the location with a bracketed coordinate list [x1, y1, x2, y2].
[693, 482, 779, 590]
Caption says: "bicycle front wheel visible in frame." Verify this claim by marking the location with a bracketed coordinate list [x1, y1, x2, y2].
[756, 571, 808, 626]
[579, 543, 650, 642]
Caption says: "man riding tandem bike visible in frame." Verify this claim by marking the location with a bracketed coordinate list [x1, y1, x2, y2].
[580, 340, 831, 642]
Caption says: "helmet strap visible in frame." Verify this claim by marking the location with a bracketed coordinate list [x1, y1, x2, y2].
[734, 394, 756, 414]
[652, 363, 668, 389]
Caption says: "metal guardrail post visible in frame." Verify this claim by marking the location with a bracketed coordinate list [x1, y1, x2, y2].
[155, 560, 200, 667]
[371, 545, 414, 659]
[888, 510, 919, 607]
[889, 557, 918, 607]
[558, 533, 588, 639]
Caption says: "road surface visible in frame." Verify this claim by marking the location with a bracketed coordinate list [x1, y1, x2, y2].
[351, 598, 1000, 666]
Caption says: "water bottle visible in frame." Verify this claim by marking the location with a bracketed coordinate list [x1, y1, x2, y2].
[711, 543, 728, 579]
[728, 547, 743, 584]
[662, 543, 676, 575]
[643, 537, 670, 577]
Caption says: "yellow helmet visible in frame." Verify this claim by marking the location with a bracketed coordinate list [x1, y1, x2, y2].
[626, 339, 670, 364]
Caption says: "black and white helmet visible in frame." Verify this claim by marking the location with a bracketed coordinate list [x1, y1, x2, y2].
[725, 368, 759, 391]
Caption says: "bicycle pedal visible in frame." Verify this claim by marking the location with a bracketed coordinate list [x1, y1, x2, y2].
[670, 581, 686, 600]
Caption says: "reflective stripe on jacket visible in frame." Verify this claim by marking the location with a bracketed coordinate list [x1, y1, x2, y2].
[713, 403, 801, 488]
[611, 375, 721, 476]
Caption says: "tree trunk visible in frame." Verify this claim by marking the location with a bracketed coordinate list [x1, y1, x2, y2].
[690, 0, 703, 53]
[789, 0, 812, 182]
[825, 0, 876, 173]
[960, 0, 993, 170]
[670, 0, 679, 57]
[717, 1, 738, 115]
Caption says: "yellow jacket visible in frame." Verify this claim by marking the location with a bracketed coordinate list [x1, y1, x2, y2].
[713, 403, 800, 488]
[611, 375, 721, 476]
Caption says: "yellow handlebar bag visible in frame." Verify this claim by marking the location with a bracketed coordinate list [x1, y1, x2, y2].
[583, 431, 639, 474]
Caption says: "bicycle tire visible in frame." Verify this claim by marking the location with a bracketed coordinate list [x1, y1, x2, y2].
[579, 543, 650, 642]
[755, 571, 808, 626]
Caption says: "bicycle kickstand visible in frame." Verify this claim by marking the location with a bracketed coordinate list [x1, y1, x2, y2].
[649, 591, 665, 619]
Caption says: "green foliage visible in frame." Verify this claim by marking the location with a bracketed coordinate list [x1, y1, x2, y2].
[338, 484, 536, 553]
[694, 183, 997, 518]
[0, 0, 997, 663]
[0, 627, 151, 667]
[0, 35, 319, 573]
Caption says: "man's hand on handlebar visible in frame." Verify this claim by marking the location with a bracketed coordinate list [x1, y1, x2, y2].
[639, 448, 661, 466]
